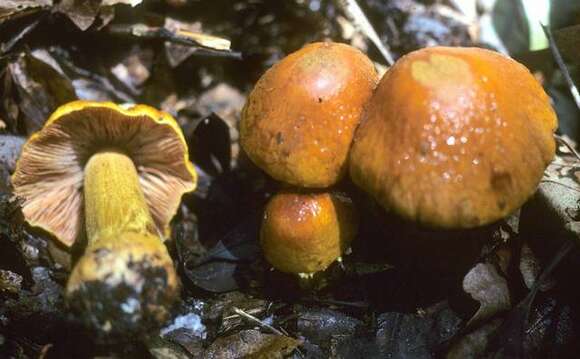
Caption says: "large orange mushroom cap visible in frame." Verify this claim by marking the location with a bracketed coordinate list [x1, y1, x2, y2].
[240, 41, 378, 188]
[12, 100, 197, 247]
[350, 46, 557, 228]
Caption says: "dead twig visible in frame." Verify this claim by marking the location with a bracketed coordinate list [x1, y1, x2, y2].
[231, 307, 284, 336]
[107, 24, 242, 59]
[231, 307, 305, 358]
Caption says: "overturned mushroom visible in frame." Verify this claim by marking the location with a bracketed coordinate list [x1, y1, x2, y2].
[12, 101, 197, 336]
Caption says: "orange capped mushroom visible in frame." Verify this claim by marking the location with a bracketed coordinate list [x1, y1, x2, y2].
[241, 41, 378, 188]
[350, 46, 557, 228]
[12, 101, 197, 336]
[260, 191, 358, 275]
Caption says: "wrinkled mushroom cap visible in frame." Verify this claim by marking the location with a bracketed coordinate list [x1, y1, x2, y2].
[241, 41, 378, 188]
[350, 46, 557, 228]
[12, 100, 197, 247]
[260, 191, 358, 274]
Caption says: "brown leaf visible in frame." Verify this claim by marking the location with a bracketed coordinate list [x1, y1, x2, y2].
[56, 0, 102, 31]
[0, 0, 51, 23]
[463, 263, 511, 327]
[0, 135, 25, 192]
[8, 52, 77, 134]
[110, 46, 154, 95]
[146, 335, 193, 359]
[528, 149, 580, 243]
[205, 330, 300, 359]
[0, 269, 23, 295]
[519, 242, 555, 291]
[446, 319, 503, 359]
[0, 70, 19, 132]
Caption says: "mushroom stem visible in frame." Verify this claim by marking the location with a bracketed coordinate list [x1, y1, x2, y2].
[65, 150, 179, 336]
[83, 150, 156, 242]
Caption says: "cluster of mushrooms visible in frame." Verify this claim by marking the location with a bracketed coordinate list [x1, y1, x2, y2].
[241, 42, 556, 277]
[10, 41, 557, 337]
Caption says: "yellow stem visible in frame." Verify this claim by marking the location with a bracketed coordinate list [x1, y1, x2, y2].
[84, 150, 157, 243]
[66, 150, 179, 334]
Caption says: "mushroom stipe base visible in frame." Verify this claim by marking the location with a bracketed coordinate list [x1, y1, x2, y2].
[66, 253, 175, 340]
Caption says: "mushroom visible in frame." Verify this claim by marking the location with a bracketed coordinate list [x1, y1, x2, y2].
[350, 46, 557, 228]
[260, 191, 358, 277]
[240, 41, 378, 188]
[11, 100, 197, 336]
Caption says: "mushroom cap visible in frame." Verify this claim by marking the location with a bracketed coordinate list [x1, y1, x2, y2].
[260, 191, 358, 274]
[240, 41, 378, 188]
[350, 46, 557, 228]
[12, 100, 197, 247]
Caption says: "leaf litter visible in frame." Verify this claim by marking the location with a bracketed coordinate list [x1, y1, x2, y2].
[0, 0, 580, 358]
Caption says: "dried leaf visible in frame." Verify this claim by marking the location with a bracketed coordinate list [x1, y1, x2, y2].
[487, 242, 575, 358]
[56, 0, 130, 30]
[205, 330, 299, 359]
[446, 319, 503, 359]
[0, 0, 51, 23]
[182, 215, 260, 292]
[0, 135, 25, 192]
[158, 308, 206, 358]
[376, 303, 462, 358]
[8, 52, 76, 134]
[297, 307, 362, 345]
[524, 295, 577, 358]
[195, 84, 245, 128]
[185, 260, 239, 293]
[95, 5, 115, 30]
[56, 0, 102, 31]
[0, 269, 23, 295]
[525, 150, 580, 244]
[463, 263, 511, 327]
[204, 292, 267, 329]
[519, 242, 555, 291]
[147, 336, 192, 359]
[71, 78, 117, 102]
[110, 46, 154, 95]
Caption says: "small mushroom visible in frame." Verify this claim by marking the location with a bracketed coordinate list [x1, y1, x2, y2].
[350, 46, 557, 228]
[260, 191, 358, 276]
[12, 101, 197, 336]
[241, 41, 378, 188]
